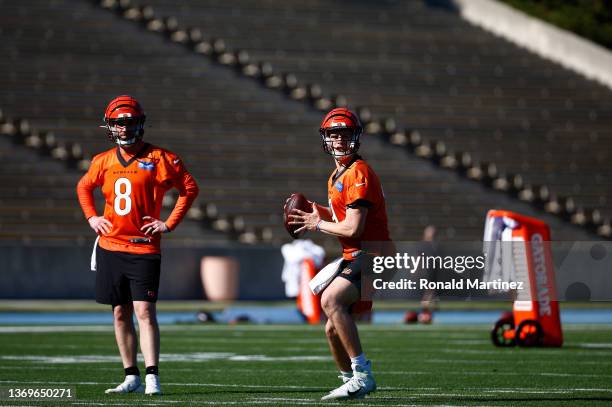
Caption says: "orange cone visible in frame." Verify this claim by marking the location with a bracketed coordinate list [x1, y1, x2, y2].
[297, 258, 322, 324]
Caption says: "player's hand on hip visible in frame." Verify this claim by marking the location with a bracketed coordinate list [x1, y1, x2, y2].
[141, 216, 169, 235]
[288, 203, 321, 234]
[88, 216, 112, 235]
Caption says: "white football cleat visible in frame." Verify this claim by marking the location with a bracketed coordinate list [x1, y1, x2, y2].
[322, 361, 376, 400]
[339, 373, 352, 384]
[104, 375, 144, 394]
[145, 373, 162, 395]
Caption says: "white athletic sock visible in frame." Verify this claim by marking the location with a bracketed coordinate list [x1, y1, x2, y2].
[350, 353, 367, 370]
[340, 370, 352, 379]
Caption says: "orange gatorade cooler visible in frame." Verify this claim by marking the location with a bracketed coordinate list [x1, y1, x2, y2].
[485, 210, 563, 347]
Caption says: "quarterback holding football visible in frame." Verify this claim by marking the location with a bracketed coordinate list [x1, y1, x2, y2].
[288, 108, 393, 400]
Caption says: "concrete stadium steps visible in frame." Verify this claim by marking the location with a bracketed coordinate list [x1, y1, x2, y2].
[0, 0, 599, 247]
[141, 0, 611, 220]
[0, 134, 90, 242]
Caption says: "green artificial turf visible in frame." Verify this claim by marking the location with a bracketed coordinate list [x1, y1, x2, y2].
[0, 324, 611, 406]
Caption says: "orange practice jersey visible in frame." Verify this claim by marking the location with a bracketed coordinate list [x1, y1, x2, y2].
[327, 157, 391, 260]
[76, 143, 199, 254]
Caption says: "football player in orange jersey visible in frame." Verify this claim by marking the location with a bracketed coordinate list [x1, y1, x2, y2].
[289, 108, 392, 400]
[76, 95, 199, 396]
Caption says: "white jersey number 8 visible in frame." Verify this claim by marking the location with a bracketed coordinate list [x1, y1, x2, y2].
[114, 177, 132, 216]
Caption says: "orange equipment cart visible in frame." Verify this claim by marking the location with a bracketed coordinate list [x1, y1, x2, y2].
[486, 210, 563, 347]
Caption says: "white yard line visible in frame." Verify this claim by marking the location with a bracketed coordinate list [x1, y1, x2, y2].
[0, 326, 114, 333]
[578, 342, 612, 349]
[0, 353, 329, 364]
[71, 402, 312, 406]
[71, 399, 501, 407]
[0, 380, 322, 390]
[425, 358, 611, 366]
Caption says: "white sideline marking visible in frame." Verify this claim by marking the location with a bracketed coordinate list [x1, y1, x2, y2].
[484, 390, 574, 394]
[71, 402, 495, 407]
[72, 401, 416, 407]
[0, 355, 119, 364]
[480, 388, 612, 394]
[0, 353, 328, 364]
[72, 403, 268, 406]
[377, 369, 612, 379]
[72, 404, 167, 406]
[228, 355, 327, 362]
[0, 380, 322, 390]
[250, 397, 423, 407]
[426, 358, 612, 366]
[578, 342, 612, 349]
[178, 338, 326, 344]
[371, 396, 499, 407]
[250, 397, 315, 402]
[411, 393, 484, 397]
[0, 326, 114, 333]
[438, 349, 512, 355]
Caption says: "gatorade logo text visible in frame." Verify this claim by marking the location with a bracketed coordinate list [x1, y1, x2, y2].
[531, 233, 551, 316]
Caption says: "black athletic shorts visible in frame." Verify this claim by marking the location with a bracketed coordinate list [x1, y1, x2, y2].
[335, 254, 374, 313]
[336, 254, 374, 289]
[95, 245, 161, 306]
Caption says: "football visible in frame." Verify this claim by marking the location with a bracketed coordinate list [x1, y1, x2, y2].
[283, 193, 312, 239]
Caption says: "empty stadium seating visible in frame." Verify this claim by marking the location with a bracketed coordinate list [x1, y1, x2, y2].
[140, 0, 610, 234]
[0, 0, 604, 255]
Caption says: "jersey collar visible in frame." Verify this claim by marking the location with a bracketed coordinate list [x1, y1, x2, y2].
[116, 143, 150, 168]
[332, 154, 361, 183]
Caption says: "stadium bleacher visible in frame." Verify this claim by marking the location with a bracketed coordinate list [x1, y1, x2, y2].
[139, 0, 610, 236]
[0, 0, 605, 255]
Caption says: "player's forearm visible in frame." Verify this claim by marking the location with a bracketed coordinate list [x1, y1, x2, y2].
[76, 176, 98, 219]
[164, 197, 193, 230]
[165, 174, 199, 230]
[316, 219, 363, 239]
